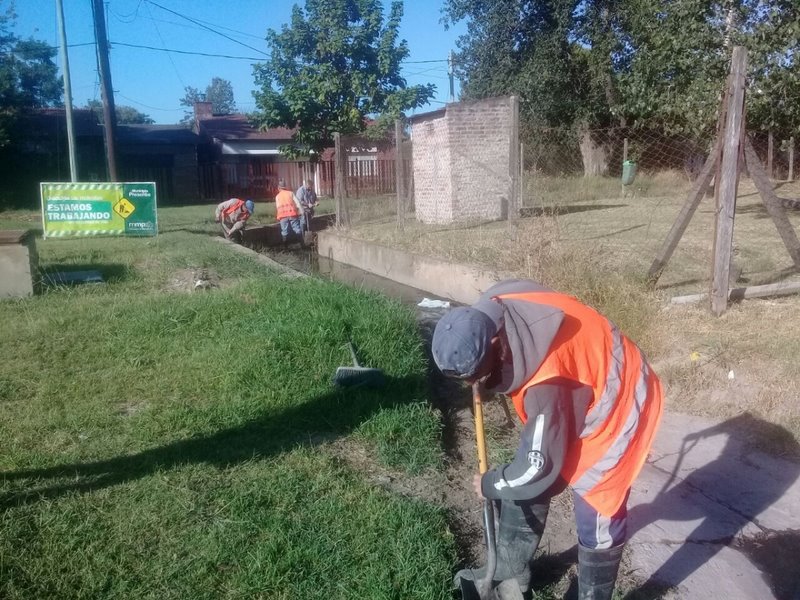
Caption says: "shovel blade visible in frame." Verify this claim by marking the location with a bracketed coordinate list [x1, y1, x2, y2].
[458, 577, 483, 600]
[456, 577, 524, 600]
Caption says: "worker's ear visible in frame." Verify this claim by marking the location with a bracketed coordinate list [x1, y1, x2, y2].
[469, 339, 499, 383]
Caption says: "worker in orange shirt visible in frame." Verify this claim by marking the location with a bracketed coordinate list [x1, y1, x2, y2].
[274, 179, 304, 248]
[214, 198, 254, 243]
[432, 279, 663, 600]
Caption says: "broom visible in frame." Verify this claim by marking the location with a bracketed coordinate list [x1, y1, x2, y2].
[332, 342, 385, 388]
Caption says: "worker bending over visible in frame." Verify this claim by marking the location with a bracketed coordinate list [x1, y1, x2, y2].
[432, 279, 663, 600]
[215, 198, 254, 243]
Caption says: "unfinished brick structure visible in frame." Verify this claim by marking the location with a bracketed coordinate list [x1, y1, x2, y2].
[409, 96, 518, 225]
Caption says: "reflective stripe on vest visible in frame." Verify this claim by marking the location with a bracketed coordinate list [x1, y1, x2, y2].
[503, 290, 663, 517]
[275, 189, 299, 219]
[223, 198, 245, 219]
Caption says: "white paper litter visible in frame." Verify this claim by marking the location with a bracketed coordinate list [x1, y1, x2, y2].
[417, 298, 450, 309]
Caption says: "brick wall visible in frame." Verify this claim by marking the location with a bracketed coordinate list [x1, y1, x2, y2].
[410, 113, 453, 223]
[411, 96, 515, 224]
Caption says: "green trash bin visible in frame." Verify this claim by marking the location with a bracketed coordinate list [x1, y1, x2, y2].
[622, 160, 638, 186]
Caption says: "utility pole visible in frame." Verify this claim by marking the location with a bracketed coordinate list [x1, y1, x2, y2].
[56, 0, 78, 181]
[448, 51, 455, 103]
[92, 0, 118, 181]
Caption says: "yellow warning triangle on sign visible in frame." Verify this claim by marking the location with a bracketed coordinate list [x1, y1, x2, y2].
[113, 198, 136, 219]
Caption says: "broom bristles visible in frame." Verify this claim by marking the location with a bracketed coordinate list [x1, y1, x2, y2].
[332, 366, 385, 388]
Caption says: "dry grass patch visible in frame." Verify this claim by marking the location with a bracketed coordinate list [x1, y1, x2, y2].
[342, 173, 800, 449]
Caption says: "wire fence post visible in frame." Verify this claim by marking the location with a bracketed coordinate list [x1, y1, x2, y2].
[395, 118, 405, 228]
[334, 132, 349, 227]
[789, 137, 795, 182]
[767, 130, 774, 179]
[508, 95, 520, 220]
[711, 46, 747, 317]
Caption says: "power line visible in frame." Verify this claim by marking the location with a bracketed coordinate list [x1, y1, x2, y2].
[109, 0, 144, 24]
[143, 1, 187, 88]
[144, 0, 268, 57]
[116, 92, 182, 112]
[108, 41, 264, 61]
[135, 13, 267, 41]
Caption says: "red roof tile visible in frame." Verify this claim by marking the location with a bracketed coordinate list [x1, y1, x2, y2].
[197, 114, 296, 141]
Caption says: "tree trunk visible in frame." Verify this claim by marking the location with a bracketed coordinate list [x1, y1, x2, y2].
[579, 128, 610, 177]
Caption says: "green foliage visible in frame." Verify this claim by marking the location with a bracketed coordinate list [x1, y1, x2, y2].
[442, 0, 619, 130]
[0, 4, 62, 146]
[179, 76, 236, 124]
[84, 99, 155, 124]
[444, 0, 800, 138]
[251, 0, 435, 158]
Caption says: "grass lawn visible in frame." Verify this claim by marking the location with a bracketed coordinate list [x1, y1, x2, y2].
[0, 206, 455, 599]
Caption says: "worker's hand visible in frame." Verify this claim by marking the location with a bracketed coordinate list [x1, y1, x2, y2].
[473, 473, 483, 498]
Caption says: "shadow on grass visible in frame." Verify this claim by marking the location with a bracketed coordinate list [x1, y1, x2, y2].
[519, 204, 628, 218]
[581, 223, 647, 240]
[40, 263, 133, 287]
[738, 199, 800, 220]
[0, 374, 423, 510]
[736, 203, 771, 219]
[157, 225, 219, 235]
[623, 413, 800, 599]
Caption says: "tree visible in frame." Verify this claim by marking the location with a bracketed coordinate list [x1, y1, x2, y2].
[442, 0, 626, 175]
[251, 0, 435, 158]
[0, 3, 62, 146]
[443, 0, 800, 174]
[616, 0, 800, 137]
[85, 99, 154, 124]
[179, 77, 236, 124]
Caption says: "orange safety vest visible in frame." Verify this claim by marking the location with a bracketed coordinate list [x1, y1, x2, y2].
[501, 290, 663, 517]
[275, 188, 299, 220]
[222, 198, 247, 220]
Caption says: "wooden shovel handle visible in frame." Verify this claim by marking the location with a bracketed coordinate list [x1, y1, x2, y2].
[472, 382, 489, 474]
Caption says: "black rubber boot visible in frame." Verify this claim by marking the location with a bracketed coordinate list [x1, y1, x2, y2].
[577, 543, 624, 600]
[454, 500, 549, 595]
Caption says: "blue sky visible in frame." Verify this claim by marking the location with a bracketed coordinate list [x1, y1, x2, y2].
[12, 0, 464, 124]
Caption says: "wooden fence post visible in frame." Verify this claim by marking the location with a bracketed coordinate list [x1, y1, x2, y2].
[395, 118, 405, 227]
[711, 46, 747, 316]
[767, 130, 774, 179]
[334, 133, 350, 227]
[508, 95, 520, 220]
[647, 136, 721, 282]
[744, 139, 800, 268]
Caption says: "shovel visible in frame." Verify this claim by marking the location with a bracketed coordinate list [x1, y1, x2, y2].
[332, 342, 385, 388]
[458, 382, 499, 600]
[458, 385, 524, 600]
[302, 210, 314, 246]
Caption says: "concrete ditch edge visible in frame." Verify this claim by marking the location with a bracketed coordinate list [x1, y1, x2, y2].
[316, 230, 512, 304]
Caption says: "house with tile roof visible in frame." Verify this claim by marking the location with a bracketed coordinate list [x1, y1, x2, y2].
[192, 101, 313, 200]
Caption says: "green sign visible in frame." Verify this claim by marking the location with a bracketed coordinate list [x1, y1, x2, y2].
[41, 182, 158, 238]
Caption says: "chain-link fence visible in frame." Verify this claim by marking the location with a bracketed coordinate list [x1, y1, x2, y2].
[323, 131, 401, 228]
[320, 100, 800, 298]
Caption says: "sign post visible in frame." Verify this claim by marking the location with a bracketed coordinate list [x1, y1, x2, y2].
[41, 182, 157, 238]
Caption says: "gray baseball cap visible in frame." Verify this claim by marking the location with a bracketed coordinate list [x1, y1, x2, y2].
[432, 299, 503, 378]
